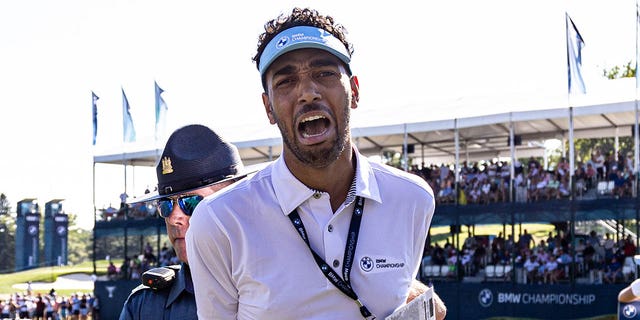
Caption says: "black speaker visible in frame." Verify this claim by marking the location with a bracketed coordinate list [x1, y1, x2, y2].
[407, 144, 415, 154]
[508, 135, 522, 146]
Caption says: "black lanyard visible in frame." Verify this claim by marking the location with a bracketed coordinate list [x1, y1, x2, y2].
[288, 196, 375, 319]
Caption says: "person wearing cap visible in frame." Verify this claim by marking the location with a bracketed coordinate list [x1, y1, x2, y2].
[119, 124, 249, 320]
[186, 7, 444, 319]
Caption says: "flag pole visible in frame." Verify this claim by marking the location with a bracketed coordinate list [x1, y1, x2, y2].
[565, 12, 575, 198]
[634, 0, 639, 197]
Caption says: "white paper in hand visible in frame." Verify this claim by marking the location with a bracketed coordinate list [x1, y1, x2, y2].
[384, 286, 435, 320]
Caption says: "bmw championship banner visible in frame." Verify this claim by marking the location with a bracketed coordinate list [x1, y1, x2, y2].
[52, 213, 68, 265]
[435, 282, 625, 319]
[24, 213, 40, 267]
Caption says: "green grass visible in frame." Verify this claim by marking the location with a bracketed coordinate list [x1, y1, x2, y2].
[0, 260, 116, 297]
[430, 223, 557, 247]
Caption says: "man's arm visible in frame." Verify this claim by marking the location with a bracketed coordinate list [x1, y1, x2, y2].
[186, 205, 238, 319]
[407, 279, 447, 320]
[619, 278, 640, 303]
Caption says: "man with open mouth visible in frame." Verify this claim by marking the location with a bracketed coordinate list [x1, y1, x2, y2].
[187, 7, 444, 320]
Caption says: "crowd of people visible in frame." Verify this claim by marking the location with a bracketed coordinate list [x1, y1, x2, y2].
[106, 242, 179, 281]
[409, 147, 636, 206]
[421, 228, 638, 285]
[98, 147, 636, 223]
[0, 291, 98, 320]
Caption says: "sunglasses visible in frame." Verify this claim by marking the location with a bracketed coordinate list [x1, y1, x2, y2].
[156, 194, 204, 218]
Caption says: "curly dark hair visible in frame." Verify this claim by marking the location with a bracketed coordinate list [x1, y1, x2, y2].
[253, 7, 354, 73]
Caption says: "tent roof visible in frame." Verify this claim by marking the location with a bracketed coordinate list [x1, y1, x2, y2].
[93, 98, 638, 167]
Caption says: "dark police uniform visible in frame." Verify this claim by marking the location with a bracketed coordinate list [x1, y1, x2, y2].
[119, 264, 197, 320]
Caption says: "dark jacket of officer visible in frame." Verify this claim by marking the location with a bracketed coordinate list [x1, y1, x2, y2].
[119, 264, 196, 320]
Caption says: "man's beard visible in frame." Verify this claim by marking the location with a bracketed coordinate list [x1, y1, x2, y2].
[274, 102, 351, 169]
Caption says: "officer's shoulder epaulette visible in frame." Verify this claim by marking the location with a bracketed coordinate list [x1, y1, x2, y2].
[130, 283, 152, 296]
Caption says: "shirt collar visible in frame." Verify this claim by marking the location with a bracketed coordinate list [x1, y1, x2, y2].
[271, 147, 381, 216]
[166, 263, 192, 307]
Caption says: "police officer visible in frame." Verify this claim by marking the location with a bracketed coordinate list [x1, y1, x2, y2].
[119, 124, 251, 320]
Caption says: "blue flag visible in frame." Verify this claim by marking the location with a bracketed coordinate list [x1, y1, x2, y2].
[122, 88, 137, 143]
[154, 81, 168, 141]
[566, 13, 586, 94]
[92, 91, 99, 145]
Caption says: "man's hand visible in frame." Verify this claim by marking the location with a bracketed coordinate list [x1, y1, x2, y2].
[408, 279, 447, 320]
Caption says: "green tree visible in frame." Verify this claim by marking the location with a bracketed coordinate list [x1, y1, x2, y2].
[570, 137, 634, 164]
[602, 61, 636, 79]
[0, 194, 9, 215]
[0, 194, 16, 273]
[66, 213, 91, 264]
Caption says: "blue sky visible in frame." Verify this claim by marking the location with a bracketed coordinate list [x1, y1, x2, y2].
[0, 0, 637, 229]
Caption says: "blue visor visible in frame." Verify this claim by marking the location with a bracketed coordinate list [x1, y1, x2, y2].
[258, 25, 351, 76]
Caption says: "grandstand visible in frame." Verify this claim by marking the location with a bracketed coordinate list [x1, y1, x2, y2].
[92, 87, 640, 319]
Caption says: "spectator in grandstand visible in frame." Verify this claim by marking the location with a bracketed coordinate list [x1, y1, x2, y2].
[591, 148, 606, 180]
[532, 171, 550, 201]
[542, 255, 559, 284]
[584, 162, 597, 188]
[432, 242, 447, 266]
[582, 240, 597, 272]
[604, 232, 616, 261]
[604, 255, 624, 284]
[514, 166, 527, 202]
[545, 172, 561, 200]
[555, 248, 573, 279]
[623, 235, 637, 258]
[518, 229, 533, 250]
[556, 157, 570, 180]
[468, 178, 482, 204]
[437, 176, 455, 204]
[534, 239, 547, 254]
[528, 156, 541, 174]
[523, 254, 541, 284]
[606, 151, 618, 179]
[587, 230, 602, 247]
[625, 151, 635, 173]
[480, 178, 494, 204]
[613, 166, 630, 198]
[119, 125, 251, 320]
[490, 241, 507, 265]
[472, 242, 487, 275]
[574, 163, 588, 197]
[575, 238, 587, 263]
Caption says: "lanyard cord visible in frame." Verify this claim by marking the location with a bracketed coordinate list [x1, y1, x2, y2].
[288, 196, 375, 319]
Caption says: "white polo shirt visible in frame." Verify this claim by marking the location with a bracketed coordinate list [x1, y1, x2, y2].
[186, 149, 435, 319]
